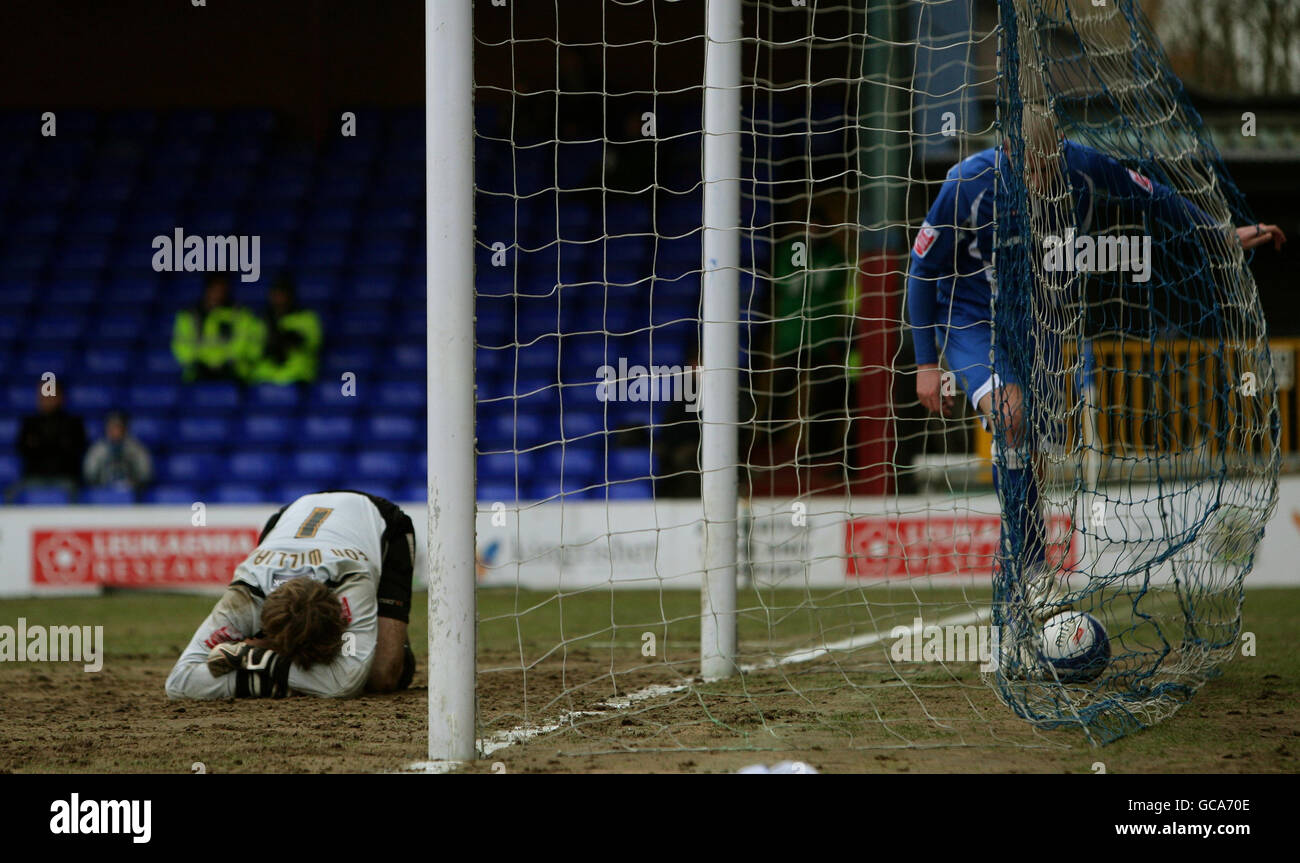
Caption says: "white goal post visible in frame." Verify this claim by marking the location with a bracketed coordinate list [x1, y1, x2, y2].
[425, 0, 477, 763]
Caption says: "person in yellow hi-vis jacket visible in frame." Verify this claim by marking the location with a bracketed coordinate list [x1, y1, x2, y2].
[249, 276, 322, 385]
[171, 274, 261, 382]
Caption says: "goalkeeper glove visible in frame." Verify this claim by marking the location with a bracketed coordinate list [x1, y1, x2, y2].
[206, 642, 292, 698]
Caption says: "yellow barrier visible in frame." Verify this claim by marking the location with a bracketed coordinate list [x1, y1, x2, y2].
[968, 337, 1294, 467]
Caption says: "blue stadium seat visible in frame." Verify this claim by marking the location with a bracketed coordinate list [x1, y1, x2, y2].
[476, 481, 526, 504]
[228, 451, 283, 482]
[353, 451, 409, 482]
[248, 205, 301, 234]
[482, 411, 548, 448]
[4, 385, 35, 412]
[397, 311, 425, 339]
[6, 241, 50, 271]
[29, 316, 87, 345]
[537, 446, 600, 482]
[609, 448, 656, 479]
[248, 384, 302, 410]
[144, 484, 202, 505]
[390, 344, 424, 373]
[293, 450, 346, 483]
[142, 349, 182, 376]
[212, 483, 267, 504]
[320, 348, 377, 376]
[189, 382, 241, 410]
[376, 381, 423, 410]
[20, 349, 73, 376]
[0, 454, 20, 484]
[242, 413, 293, 445]
[606, 479, 653, 500]
[333, 309, 389, 340]
[176, 417, 231, 446]
[367, 413, 419, 443]
[275, 483, 325, 504]
[102, 278, 158, 306]
[301, 415, 355, 445]
[477, 451, 536, 483]
[528, 475, 592, 501]
[59, 240, 110, 270]
[163, 452, 222, 483]
[298, 235, 349, 268]
[296, 272, 337, 305]
[353, 272, 400, 303]
[16, 486, 74, 505]
[365, 205, 416, 232]
[0, 281, 37, 309]
[67, 383, 118, 412]
[605, 201, 654, 236]
[82, 487, 137, 505]
[127, 383, 181, 411]
[93, 316, 146, 345]
[303, 206, 355, 234]
[127, 415, 169, 447]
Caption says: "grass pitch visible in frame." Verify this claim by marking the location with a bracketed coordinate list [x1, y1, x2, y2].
[0, 586, 1295, 773]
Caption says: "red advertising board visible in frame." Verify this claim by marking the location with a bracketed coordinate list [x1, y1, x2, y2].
[32, 528, 259, 588]
[845, 513, 1076, 578]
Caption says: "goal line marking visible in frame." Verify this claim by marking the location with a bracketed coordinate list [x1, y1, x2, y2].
[404, 608, 987, 772]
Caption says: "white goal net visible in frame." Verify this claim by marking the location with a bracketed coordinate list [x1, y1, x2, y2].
[424, 0, 1279, 763]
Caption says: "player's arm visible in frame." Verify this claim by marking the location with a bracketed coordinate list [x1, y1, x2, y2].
[164, 582, 260, 700]
[907, 174, 961, 416]
[359, 492, 417, 691]
[1069, 141, 1286, 253]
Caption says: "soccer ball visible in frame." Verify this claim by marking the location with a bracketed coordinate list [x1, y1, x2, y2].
[1038, 611, 1110, 683]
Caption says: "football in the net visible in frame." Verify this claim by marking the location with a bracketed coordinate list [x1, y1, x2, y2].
[1038, 611, 1110, 683]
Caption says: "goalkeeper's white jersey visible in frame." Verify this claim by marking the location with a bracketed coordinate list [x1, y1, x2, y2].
[232, 491, 387, 597]
[165, 492, 386, 700]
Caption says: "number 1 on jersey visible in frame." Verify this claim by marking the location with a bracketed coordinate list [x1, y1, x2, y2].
[295, 507, 334, 538]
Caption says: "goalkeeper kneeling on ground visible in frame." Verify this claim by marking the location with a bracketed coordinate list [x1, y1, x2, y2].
[165, 490, 417, 699]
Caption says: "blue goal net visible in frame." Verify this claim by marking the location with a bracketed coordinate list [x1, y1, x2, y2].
[990, 0, 1280, 743]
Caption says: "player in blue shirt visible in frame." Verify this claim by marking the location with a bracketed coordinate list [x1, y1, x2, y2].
[907, 126, 1286, 622]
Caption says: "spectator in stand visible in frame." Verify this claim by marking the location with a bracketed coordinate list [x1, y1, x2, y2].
[83, 410, 153, 492]
[172, 273, 260, 382]
[250, 275, 322, 384]
[763, 192, 857, 464]
[7, 383, 86, 502]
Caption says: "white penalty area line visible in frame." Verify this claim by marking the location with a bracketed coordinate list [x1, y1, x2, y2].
[403, 609, 988, 772]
